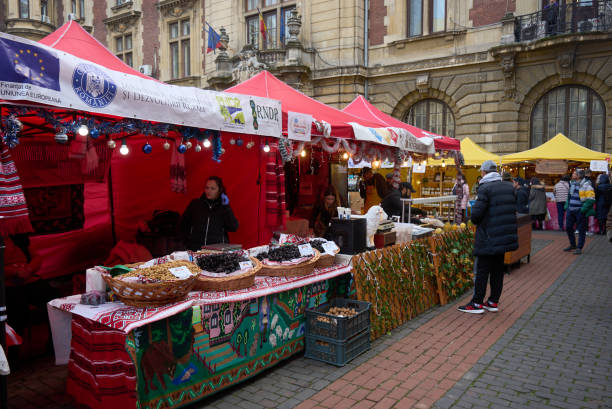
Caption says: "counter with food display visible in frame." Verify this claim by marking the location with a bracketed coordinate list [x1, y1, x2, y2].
[47, 240, 351, 409]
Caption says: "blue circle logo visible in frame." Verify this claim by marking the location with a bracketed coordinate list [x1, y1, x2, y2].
[72, 63, 117, 108]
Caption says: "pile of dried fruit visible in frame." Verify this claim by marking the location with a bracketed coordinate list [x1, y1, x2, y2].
[118, 261, 200, 283]
[196, 253, 251, 274]
[255, 244, 304, 263]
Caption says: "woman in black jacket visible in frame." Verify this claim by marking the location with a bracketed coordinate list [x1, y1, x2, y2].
[179, 176, 239, 250]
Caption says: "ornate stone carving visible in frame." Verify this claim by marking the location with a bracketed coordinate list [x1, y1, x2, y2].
[556, 47, 576, 82]
[499, 52, 516, 101]
[103, 10, 141, 33]
[416, 73, 430, 94]
[156, 0, 195, 17]
[286, 10, 302, 44]
[232, 47, 269, 83]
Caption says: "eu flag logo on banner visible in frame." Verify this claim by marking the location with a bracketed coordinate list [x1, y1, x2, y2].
[0, 37, 60, 91]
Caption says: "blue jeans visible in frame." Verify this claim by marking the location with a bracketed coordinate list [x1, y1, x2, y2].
[556, 201, 566, 230]
[566, 209, 587, 249]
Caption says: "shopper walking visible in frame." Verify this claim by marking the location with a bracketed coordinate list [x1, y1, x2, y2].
[528, 177, 547, 230]
[554, 176, 570, 231]
[595, 173, 612, 235]
[564, 169, 595, 255]
[513, 177, 529, 214]
[452, 174, 469, 224]
[458, 160, 518, 314]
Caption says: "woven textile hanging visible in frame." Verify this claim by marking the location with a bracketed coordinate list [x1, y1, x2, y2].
[0, 147, 33, 236]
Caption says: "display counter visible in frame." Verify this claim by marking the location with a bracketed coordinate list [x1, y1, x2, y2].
[504, 214, 532, 269]
[48, 264, 352, 409]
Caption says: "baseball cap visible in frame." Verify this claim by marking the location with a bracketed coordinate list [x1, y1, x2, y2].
[480, 160, 497, 173]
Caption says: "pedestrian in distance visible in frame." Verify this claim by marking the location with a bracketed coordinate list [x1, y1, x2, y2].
[563, 169, 595, 255]
[554, 175, 570, 231]
[594, 173, 612, 235]
[528, 177, 547, 230]
[513, 177, 529, 214]
[458, 160, 518, 314]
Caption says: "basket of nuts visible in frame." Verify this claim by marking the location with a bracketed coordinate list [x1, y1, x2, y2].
[102, 260, 200, 307]
[305, 298, 371, 341]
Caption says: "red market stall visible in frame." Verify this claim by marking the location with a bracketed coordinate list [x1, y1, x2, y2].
[343, 95, 460, 151]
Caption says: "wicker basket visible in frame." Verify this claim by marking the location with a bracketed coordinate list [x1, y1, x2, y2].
[194, 257, 262, 291]
[257, 250, 321, 277]
[315, 248, 340, 269]
[102, 272, 197, 307]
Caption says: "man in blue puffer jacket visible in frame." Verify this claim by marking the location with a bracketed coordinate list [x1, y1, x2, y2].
[458, 160, 518, 314]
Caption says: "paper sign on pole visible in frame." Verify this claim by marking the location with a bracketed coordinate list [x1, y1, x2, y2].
[590, 160, 609, 172]
[412, 163, 426, 173]
[287, 111, 312, 141]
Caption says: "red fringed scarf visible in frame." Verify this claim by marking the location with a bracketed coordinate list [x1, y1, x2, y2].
[0, 147, 33, 236]
[264, 146, 286, 228]
[170, 142, 186, 194]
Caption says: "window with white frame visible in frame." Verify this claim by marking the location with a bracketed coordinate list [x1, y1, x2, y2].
[244, 0, 296, 49]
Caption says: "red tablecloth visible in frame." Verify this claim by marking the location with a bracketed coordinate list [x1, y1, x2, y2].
[544, 202, 599, 233]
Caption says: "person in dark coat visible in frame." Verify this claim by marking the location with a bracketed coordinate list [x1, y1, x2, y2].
[179, 176, 239, 250]
[311, 185, 340, 238]
[595, 173, 612, 235]
[528, 177, 547, 230]
[381, 182, 422, 222]
[544, 0, 559, 35]
[513, 177, 529, 214]
[458, 160, 518, 314]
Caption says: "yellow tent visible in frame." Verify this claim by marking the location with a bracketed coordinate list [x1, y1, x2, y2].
[501, 133, 611, 164]
[429, 137, 500, 166]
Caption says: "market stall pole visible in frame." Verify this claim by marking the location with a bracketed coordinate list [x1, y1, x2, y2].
[0, 237, 6, 409]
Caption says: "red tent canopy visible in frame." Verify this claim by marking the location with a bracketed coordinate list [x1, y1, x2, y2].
[343, 95, 460, 151]
[227, 71, 383, 140]
[39, 20, 153, 80]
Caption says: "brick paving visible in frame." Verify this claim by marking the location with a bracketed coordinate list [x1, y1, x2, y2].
[7, 233, 610, 409]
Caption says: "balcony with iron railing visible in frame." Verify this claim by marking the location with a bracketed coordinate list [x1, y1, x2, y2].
[515, 0, 612, 42]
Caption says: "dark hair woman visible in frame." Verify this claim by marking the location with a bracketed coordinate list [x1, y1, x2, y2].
[179, 176, 239, 250]
[311, 185, 340, 238]
[528, 177, 547, 230]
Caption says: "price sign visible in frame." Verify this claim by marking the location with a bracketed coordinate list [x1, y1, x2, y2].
[322, 241, 339, 255]
[298, 243, 314, 257]
[168, 266, 193, 279]
[239, 261, 254, 270]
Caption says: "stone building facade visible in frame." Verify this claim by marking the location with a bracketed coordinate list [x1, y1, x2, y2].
[3, 0, 612, 154]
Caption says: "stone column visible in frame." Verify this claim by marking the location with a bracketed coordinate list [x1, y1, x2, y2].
[281, 11, 310, 90]
[208, 27, 234, 90]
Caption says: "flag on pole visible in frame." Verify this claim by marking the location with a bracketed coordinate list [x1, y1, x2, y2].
[206, 23, 222, 54]
[258, 8, 267, 42]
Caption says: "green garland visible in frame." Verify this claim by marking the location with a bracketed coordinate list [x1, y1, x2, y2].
[352, 229, 474, 340]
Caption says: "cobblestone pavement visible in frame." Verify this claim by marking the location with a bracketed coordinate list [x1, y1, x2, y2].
[434, 234, 612, 409]
[8, 233, 609, 409]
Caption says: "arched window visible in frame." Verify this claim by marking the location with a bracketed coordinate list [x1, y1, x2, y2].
[531, 85, 605, 151]
[405, 99, 455, 138]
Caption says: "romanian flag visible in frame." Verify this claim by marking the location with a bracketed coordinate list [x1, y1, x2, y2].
[258, 8, 267, 42]
[206, 23, 222, 53]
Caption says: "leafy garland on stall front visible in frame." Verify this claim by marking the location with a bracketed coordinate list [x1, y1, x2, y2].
[352, 228, 475, 340]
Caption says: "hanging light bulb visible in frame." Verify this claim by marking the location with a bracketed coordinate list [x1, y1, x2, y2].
[422, 160, 427, 166]
[163, 141, 171, 150]
[107, 139, 116, 149]
[203, 138, 211, 148]
[263, 140, 270, 153]
[195, 144, 202, 152]
[77, 123, 89, 136]
[119, 138, 129, 155]
[343, 152, 349, 160]
[300, 149, 306, 157]
[441, 160, 446, 168]
[402, 161, 409, 167]
[186, 141, 193, 149]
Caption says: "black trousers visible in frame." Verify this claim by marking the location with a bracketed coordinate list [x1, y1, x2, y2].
[471, 254, 505, 305]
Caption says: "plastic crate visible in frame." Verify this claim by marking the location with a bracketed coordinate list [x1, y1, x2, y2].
[305, 298, 370, 341]
[304, 329, 370, 366]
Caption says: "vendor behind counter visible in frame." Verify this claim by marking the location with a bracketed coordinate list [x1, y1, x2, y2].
[179, 176, 239, 251]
